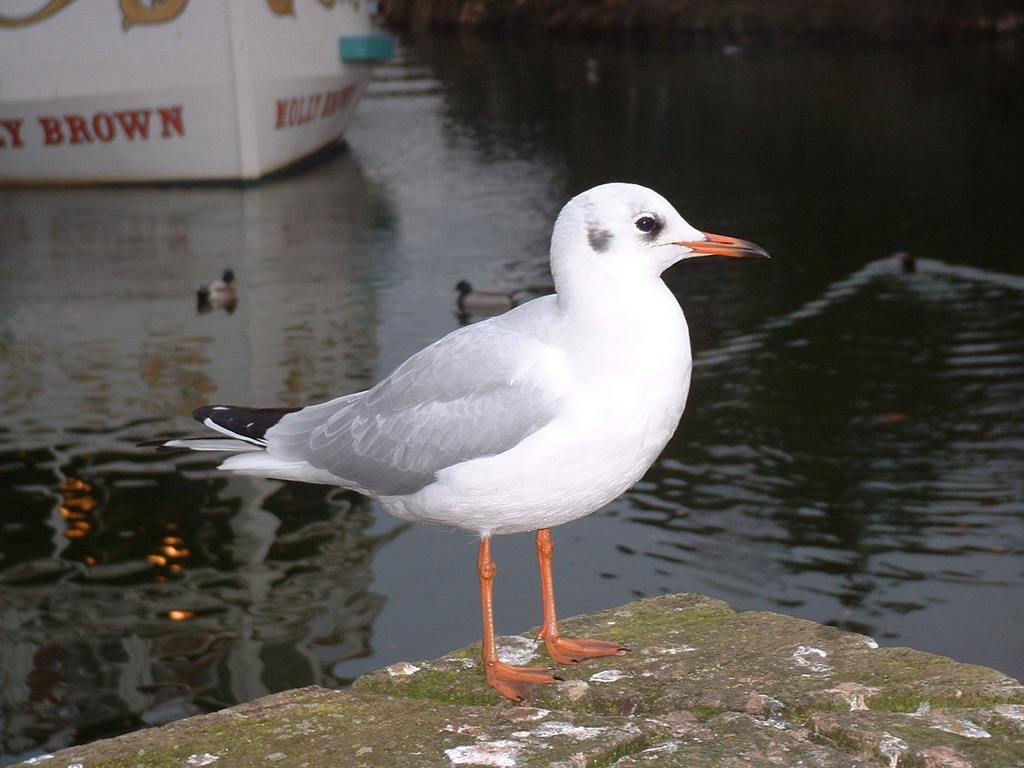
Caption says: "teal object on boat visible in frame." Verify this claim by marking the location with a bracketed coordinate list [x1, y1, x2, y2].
[340, 34, 394, 62]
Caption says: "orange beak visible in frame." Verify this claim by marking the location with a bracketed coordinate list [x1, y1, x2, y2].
[676, 231, 770, 259]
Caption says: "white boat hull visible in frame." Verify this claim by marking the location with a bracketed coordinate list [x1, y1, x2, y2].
[0, 0, 390, 183]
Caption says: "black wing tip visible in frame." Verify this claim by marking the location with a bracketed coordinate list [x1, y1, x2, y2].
[191, 404, 301, 441]
[139, 404, 298, 451]
[192, 404, 225, 422]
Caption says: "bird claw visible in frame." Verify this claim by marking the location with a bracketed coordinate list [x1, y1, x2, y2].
[543, 635, 629, 665]
[484, 660, 562, 702]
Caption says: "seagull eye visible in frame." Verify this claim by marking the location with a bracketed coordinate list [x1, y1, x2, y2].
[635, 216, 660, 234]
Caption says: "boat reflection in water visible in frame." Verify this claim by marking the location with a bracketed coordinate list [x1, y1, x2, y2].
[0, 150, 401, 759]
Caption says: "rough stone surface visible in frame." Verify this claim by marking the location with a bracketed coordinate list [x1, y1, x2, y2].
[16, 687, 656, 768]
[16, 593, 1024, 767]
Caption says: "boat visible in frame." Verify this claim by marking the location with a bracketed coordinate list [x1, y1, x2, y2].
[0, 0, 392, 183]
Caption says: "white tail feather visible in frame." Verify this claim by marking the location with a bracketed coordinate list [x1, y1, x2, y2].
[219, 451, 349, 486]
[158, 437, 263, 452]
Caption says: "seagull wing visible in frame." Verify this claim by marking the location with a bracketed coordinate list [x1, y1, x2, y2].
[267, 307, 566, 496]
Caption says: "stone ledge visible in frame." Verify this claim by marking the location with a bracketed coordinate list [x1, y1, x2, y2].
[17, 593, 1024, 767]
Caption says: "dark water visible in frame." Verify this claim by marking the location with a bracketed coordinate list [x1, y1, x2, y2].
[2, 34, 1023, 762]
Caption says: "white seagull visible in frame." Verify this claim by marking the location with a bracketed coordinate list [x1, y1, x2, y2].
[142, 183, 768, 701]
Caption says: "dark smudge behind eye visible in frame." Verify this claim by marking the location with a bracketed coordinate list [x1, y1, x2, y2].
[587, 226, 612, 253]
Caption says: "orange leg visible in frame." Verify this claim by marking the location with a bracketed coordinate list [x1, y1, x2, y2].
[536, 527, 629, 664]
[477, 535, 561, 701]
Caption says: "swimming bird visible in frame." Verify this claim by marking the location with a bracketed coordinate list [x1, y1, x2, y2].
[453, 280, 551, 320]
[891, 244, 915, 273]
[142, 183, 768, 700]
[197, 268, 237, 312]
[454, 280, 525, 316]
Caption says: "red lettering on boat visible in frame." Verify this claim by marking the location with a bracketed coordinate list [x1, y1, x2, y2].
[275, 86, 357, 129]
[39, 116, 64, 145]
[66, 114, 91, 144]
[115, 110, 151, 139]
[157, 106, 184, 138]
[0, 119, 25, 148]
[29, 106, 181, 147]
[93, 113, 116, 142]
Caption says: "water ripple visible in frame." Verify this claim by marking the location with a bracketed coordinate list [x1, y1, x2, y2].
[641, 254, 1024, 632]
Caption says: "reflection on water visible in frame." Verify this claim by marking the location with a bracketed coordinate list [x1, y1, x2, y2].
[1, 465, 395, 754]
[2, 33, 1023, 763]
[0, 153, 403, 761]
[642, 258, 1024, 637]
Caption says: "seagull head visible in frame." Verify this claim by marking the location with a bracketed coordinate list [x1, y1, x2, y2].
[549, 183, 768, 289]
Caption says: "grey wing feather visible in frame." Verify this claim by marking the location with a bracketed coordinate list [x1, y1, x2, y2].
[266, 314, 563, 496]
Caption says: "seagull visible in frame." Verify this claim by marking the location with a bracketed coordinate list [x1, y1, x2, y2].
[142, 183, 768, 701]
